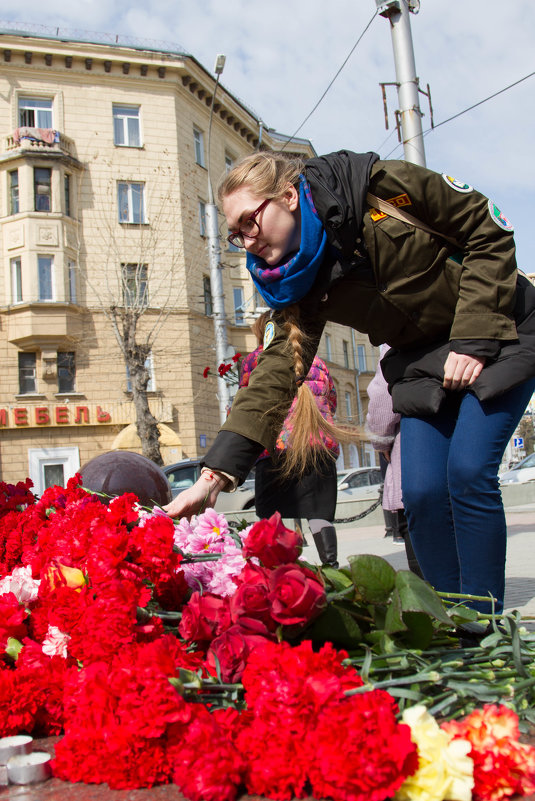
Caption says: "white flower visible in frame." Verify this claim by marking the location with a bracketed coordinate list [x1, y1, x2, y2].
[0, 565, 40, 604]
[42, 625, 70, 658]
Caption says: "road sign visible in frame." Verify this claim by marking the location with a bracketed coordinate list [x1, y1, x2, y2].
[513, 437, 524, 448]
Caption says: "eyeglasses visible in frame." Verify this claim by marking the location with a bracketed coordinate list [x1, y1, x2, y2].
[227, 198, 271, 248]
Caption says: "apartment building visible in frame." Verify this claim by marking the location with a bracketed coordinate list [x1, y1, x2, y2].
[0, 25, 378, 492]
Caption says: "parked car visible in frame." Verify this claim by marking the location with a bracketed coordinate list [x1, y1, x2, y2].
[163, 459, 256, 513]
[499, 452, 535, 485]
[337, 467, 383, 500]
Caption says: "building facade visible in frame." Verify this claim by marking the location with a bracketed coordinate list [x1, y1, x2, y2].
[0, 26, 378, 492]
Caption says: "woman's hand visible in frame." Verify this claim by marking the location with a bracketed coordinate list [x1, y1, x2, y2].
[162, 471, 228, 520]
[443, 351, 485, 391]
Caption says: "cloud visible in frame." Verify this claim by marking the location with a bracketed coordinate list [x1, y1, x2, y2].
[1, 0, 533, 265]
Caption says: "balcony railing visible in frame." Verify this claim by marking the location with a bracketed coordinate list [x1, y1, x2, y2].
[4, 129, 76, 158]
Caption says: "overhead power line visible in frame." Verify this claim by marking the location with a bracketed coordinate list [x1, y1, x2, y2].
[383, 68, 535, 159]
[281, 10, 378, 151]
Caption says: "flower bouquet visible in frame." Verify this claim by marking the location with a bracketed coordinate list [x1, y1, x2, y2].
[1, 475, 535, 801]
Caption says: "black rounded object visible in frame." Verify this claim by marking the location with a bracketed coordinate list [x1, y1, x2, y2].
[80, 451, 172, 508]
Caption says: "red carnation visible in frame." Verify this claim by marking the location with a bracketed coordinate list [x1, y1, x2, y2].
[203, 366, 210, 378]
[308, 690, 418, 801]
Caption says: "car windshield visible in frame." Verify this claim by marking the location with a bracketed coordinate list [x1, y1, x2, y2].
[514, 453, 535, 470]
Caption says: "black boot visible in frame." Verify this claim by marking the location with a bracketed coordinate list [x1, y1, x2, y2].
[313, 526, 339, 569]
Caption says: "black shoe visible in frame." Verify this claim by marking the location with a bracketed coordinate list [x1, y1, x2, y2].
[312, 526, 339, 569]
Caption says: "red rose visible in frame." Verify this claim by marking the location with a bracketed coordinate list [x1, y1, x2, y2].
[268, 564, 326, 626]
[242, 512, 302, 567]
[230, 562, 276, 630]
[178, 592, 231, 644]
[206, 619, 274, 683]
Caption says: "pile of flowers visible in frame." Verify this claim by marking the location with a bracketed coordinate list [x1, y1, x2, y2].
[1, 475, 535, 801]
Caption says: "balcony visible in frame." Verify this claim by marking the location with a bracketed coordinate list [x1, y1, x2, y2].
[5, 302, 83, 348]
[3, 129, 77, 160]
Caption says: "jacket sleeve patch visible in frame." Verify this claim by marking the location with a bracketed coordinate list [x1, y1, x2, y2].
[263, 320, 276, 349]
[488, 199, 514, 231]
[369, 193, 412, 221]
[441, 174, 474, 193]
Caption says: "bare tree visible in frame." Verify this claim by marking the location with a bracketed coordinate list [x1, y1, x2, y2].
[75, 159, 202, 466]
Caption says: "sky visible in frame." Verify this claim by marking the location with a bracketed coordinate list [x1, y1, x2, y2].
[1, 1, 533, 268]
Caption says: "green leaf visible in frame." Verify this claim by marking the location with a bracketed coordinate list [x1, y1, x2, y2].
[306, 604, 362, 648]
[178, 668, 203, 687]
[395, 570, 452, 625]
[6, 637, 22, 661]
[384, 589, 407, 634]
[348, 554, 396, 604]
[322, 566, 354, 592]
[400, 611, 435, 649]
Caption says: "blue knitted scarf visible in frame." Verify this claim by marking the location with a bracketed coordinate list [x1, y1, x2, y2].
[246, 177, 327, 309]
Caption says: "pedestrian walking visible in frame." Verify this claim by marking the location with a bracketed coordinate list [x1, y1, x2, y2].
[239, 312, 340, 567]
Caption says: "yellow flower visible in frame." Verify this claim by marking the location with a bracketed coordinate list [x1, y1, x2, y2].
[395, 705, 474, 801]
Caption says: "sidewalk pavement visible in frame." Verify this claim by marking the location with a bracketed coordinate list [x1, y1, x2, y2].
[300, 504, 535, 621]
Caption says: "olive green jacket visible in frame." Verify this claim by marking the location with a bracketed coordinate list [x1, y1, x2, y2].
[218, 154, 521, 459]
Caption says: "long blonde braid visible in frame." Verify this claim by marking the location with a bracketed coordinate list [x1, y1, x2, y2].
[279, 306, 362, 477]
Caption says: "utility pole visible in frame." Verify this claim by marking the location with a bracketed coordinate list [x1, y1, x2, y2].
[206, 54, 230, 424]
[376, 0, 426, 166]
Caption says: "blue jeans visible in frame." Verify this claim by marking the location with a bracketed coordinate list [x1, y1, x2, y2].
[400, 380, 535, 613]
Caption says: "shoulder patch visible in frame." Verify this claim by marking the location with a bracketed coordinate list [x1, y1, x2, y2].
[263, 320, 275, 349]
[488, 199, 514, 232]
[441, 174, 473, 193]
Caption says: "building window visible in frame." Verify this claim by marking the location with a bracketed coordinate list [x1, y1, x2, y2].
[193, 127, 205, 166]
[122, 263, 148, 307]
[126, 354, 155, 392]
[11, 257, 22, 303]
[203, 275, 213, 316]
[225, 153, 234, 173]
[345, 391, 352, 419]
[198, 201, 207, 237]
[325, 333, 332, 361]
[357, 344, 367, 372]
[343, 339, 350, 369]
[117, 181, 146, 223]
[227, 228, 241, 252]
[34, 167, 51, 212]
[57, 352, 75, 393]
[233, 286, 245, 325]
[64, 174, 71, 216]
[38, 255, 54, 300]
[18, 96, 53, 128]
[113, 104, 141, 147]
[68, 261, 77, 303]
[18, 352, 37, 394]
[9, 170, 19, 214]
[254, 288, 268, 312]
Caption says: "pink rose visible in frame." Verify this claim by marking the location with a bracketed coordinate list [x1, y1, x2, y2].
[206, 619, 275, 683]
[242, 512, 302, 567]
[268, 564, 327, 626]
[178, 592, 231, 644]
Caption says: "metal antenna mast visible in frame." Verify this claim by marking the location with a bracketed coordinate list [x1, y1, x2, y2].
[376, 0, 427, 166]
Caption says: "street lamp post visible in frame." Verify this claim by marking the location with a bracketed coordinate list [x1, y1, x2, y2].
[206, 54, 230, 424]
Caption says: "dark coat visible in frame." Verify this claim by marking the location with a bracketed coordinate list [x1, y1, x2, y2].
[207, 151, 535, 476]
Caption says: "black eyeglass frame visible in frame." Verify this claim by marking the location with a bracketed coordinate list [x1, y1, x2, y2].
[227, 198, 271, 248]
